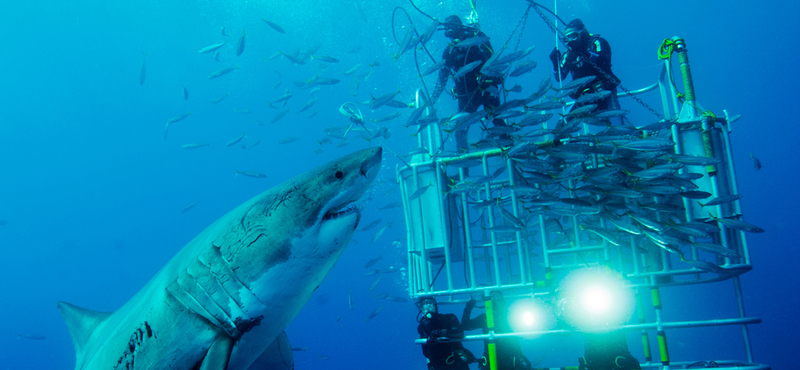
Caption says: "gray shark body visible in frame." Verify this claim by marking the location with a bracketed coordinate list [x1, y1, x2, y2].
[59, 147, 382, 370]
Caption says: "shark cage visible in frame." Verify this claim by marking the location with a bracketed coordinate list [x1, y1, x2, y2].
[397, 37, 769, 370]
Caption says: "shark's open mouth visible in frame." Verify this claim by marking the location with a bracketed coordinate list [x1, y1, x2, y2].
[322, 204, 359, 221]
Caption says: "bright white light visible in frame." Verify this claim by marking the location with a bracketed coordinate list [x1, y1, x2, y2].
[582, 286, 612, 314]
[507, 298, 554, 336]
[522, 311, 535, 326]
[557, 267, 635, 333]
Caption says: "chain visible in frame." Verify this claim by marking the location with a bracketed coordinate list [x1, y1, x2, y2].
[513, 6, 531, 52]
[585, 59, 665, 120]
[501, 4, 532, 53]
[533, 3, 560, 38]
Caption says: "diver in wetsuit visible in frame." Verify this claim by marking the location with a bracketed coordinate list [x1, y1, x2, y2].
[431, 15, 509, 153]
[549, 19, 621, 114]
[417, 297, 476, 370]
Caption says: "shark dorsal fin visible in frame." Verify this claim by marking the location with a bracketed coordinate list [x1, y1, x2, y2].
[57, 301, 113, 365]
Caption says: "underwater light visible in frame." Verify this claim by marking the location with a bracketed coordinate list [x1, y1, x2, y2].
[507, 298, 554, 335]
[557, 267, 635, 333]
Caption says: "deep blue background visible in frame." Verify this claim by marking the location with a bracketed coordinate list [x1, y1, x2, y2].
[0, 1, 795, 369]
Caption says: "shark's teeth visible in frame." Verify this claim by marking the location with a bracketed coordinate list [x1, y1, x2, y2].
[323, 204, 359, 221]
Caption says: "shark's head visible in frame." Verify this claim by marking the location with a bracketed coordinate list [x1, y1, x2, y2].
[210, 147, 382, 302]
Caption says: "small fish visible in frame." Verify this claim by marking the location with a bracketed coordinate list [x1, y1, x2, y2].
[221, 26, 228, 37]
[379, 201, 402, 210]
[364, 269, 380, 276]
[0, 220, 8, 226]
[226, 132, 247, 147]
[313, 55, 340, 63]
[296, 97, 318, 114]
[365, 306, 383, 321]
[554, 75, 596, 92]
[408, 184, 432, 201]
[509, 60, 537, 77]
[181, 143, 210, 149]
[262, 18, 286, 34]
[168, 112, 192, 123]
[344, 64, 361, 75]
[271, 110, 290, 124]
[198, 42, 226, 54]
[208, 66, 237, 79]
[369, 274, 382, 293]
[348, 288, 354, 310]
[182, 84, 189, 100]
[709, 213, 764, 233]
[233, 108, 252, 114]
[235, 28, 245, 56]
[422, 60, 446, 76]
[180, 200, 200, 213]
[291, 345, 307, 352]
[358, 218, 383, 232]
[17, 334, 46, 340]
[371, 224, 388, 243]
[319, 355, 331, 360]
[452, 60, 482, 81]
[370, 90, 401, 110]
[235, 169, 267, 178]
[750, 152, 762, 170]
[241, 140, 260, 149]
[279, 136, 301, 144]
[698, 194, 743, 207]
[139, 52, 147, 85]
[453, 36, 490, 49]
[209, 91, 229, 103]
[364, 255, 382, 268]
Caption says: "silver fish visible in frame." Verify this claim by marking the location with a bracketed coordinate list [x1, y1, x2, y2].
[262, 18, 286, 34]
[208, 66, 237, 79]
[234, 169, 267, 178]
[198, 42, 226, 54]
[235, 28, 245, 56]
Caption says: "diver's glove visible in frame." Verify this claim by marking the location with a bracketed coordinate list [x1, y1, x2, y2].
[549, 48, 561, 69]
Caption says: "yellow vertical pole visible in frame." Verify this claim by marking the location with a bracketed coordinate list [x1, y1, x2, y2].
[637, 290, 652, 364]
[485, 299, 498, 370]
[650, 286, 670, 366]
[674, 37, 717, 175]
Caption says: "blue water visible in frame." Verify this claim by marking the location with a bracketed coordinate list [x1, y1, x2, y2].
[0, 0, 795, 369]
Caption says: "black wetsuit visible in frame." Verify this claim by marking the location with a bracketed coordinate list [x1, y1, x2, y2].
[554, 35, 621, 112]
[432, 31, 507, 151]
[462, 303, 533, 370]
[418, 313, 475, 370]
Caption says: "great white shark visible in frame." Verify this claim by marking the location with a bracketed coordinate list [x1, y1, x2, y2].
[58, 147, 382, 370]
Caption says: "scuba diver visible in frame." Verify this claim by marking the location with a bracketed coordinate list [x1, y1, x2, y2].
[549, 19, 621, 115]
[417, 297, 476, 370]
[462, 292, 533, 370]
[431, 15, 510, 153]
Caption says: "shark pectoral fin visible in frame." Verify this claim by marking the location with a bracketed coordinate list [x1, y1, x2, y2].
[199, 334, 235, 370]
[245, 331, 294, 370]
[57, 301, 113, 367]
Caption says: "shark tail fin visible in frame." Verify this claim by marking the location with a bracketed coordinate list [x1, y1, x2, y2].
[57, 301, 113, 367]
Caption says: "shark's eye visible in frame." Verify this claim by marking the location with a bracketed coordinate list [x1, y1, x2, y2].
[334, 170, 344, 179]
